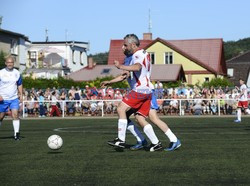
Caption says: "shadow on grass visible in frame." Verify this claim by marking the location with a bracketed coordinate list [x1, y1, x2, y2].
[0, 136, 25, 140]
[47, 151, 63, 154]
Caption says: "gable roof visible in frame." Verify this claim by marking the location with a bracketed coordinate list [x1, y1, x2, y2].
[108, 40, 151, 66]
[108, 37, 226, 75]
[151, 64, 186, 82]
[226, 50, 250, 63]
[67, 65, 122, 81]
[0, 28, 29, 41]
[68, 64, 185, 82]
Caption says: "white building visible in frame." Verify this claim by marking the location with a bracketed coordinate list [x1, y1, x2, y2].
[26, 41, 89, 78]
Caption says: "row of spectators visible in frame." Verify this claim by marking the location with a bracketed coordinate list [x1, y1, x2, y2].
[22, 83, 250, 117]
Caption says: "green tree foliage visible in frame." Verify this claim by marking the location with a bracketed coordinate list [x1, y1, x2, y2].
[202, 77, 233, 88]
[88, 52, 109, 65]
[22, 75, 128, 89]
[0, 50, 6, 69]
[224, 37, 250, 60]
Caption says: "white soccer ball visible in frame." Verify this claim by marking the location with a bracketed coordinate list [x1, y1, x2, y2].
[47, 135, 63, 150]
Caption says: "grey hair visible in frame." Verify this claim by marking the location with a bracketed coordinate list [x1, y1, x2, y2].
[124, 34, 140, 47]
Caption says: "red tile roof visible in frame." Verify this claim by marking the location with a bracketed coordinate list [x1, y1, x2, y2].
[108, 40, 151, 66]
[108, 38, 226, 75]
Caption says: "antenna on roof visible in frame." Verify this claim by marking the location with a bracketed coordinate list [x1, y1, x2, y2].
[45, 28, 49, 42]
[148, 9, 152, 33]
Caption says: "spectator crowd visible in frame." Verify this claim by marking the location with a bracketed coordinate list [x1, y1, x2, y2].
[21, 82, 250, 117]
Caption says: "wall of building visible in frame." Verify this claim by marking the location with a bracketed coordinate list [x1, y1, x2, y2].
[147, 42, 214, 85]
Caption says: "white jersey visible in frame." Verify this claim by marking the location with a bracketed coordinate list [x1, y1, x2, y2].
[127, 49, 152, 94]
[0, 68, 22, 100]
[239, 84, 248, 101]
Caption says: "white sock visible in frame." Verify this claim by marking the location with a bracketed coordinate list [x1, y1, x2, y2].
[118, 119, 127, 142]
[165, 129, 177, 142]
[237, 108, 241, 121]
[143, 124, 159, 144]
[13, 120, 20, 136]
[127, 125, 142, 142]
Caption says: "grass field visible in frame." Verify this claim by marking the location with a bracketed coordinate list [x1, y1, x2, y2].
[0, 117, 250, 185]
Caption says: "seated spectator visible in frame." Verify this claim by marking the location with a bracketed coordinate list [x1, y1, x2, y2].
[66, 96, 76, 116]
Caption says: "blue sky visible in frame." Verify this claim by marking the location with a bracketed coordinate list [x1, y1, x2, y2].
[0, 0, 250, 54]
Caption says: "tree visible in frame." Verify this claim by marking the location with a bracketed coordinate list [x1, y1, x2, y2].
[0, 50, 6, 69]
[88, 52, 109, 65]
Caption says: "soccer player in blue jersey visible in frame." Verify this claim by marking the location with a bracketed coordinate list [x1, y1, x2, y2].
[0, 56, 23, 140]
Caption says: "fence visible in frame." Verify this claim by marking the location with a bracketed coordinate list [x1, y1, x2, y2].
[19, 98, 250, 118]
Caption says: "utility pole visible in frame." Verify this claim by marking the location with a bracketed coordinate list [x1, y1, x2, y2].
[0, 16, 3, 28]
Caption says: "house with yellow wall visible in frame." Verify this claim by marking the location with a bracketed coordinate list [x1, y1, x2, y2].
[108, 33, 227, 85]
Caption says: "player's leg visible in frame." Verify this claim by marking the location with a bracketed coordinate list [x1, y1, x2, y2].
[149, 109, 181, 151]
[0, 100, 8, 127]
[235, 101, 242, 123]
[0, 112, 5, 127]
[107, 102, 130, 148]
[135, 114, 162, 152]
[10, 98, 21, 140]
[125, 109, 147, 150]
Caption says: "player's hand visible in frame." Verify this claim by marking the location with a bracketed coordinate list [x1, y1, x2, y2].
[100, 81, 110, 88]
[0, 95, 3, 101]
[114, 60, 121, 69]
[121, 70, 130, 78]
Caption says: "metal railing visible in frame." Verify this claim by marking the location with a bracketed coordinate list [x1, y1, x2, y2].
[19, 98, 249, 118]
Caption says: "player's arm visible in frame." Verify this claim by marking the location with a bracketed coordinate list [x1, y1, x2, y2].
[18, 84, 23, 103]
[17, 75, 23, 102]
[114, 60, 142, 72]
[100, 74, 127, 88]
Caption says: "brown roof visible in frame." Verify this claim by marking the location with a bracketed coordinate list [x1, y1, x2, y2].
[226, 50, 250, 63]
[151, 64, 186, 82]
[108, 37, 226, 75]
[68, 64, 185, 82]
[67, 65, 122, 81]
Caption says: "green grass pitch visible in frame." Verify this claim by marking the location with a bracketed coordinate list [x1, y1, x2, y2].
[0, 117, 250, 185]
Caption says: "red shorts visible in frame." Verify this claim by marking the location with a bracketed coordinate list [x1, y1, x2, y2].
[237, 101, 248, 108]
[122, 90, 152, 117]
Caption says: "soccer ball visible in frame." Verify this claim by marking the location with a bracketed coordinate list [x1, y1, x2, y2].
[47, 135, 63, 150]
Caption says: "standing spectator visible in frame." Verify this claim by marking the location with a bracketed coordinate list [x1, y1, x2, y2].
[49, 91, 60, 117]
[39, 92, 46, 117]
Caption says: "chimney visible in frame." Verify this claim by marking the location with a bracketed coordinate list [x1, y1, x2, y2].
[88, 57, 96, 69]
[143, 33, 152, 40]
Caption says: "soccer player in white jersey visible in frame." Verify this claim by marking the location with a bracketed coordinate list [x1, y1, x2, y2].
[234, 79, 250, 123]
[0, 56, 23, 140]
[101, 34, 162, 151]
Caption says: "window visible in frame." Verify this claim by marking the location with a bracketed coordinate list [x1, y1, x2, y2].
[148, 52, 155, 64]
[101, 68, 111, 74]
[227, 68, 234, 77]
[80, 51, 83, 65]
[164, 52, 173, 64]
[29, 51, 37, 59]
[204, 77, 209, 82]
[72, 50, 76, 64]
[11, 39, 18, 55]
